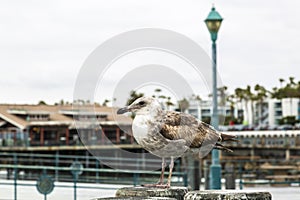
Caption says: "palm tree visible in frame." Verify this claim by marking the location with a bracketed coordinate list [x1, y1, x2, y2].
[234, 88, 245, 123]
[289, 77, 295, 85]
[178, 98, 189, 113]
[153, 88, 162, 98]
[239, 87, 251, 125]
[126, 90, 144, 105]
[279, 78, 285, 88]
[234, 86, 256, 125]
[287, 77, 298, 115]
[254, 84, 268, 125]
[272, 78, 298, 121]
[194, 95, 202, 101]
[226, 94, 236, 124]
[59, 99, 64, 105]
[102, 99, 110, 106]
[270, 87, 279, 98]
[218, 86, 228, 107]
[165, 96, 174, 110]
[158, 95, 167, 109]
[245, 85, 255, 125]
[297, 81, 300, 99]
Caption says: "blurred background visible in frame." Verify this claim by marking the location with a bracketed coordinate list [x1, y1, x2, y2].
[0, 0, 299, 200]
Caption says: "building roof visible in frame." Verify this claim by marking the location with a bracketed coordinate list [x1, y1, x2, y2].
[0, 104, 131, 130]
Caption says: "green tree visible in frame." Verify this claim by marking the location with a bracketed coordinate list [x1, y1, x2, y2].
[270, 87, 279, 99]
[234, 87, 251, 125]
[153, 88, 162, 98]
[289, 77, 295, 85]
[38, 100, 47, 105]
[178, 98, 189, 112]
[297, 81, 300, 98]
[253, 84, 268, 125]
[278, 116, 299, 126]
[234, 88, 245, 123]
[279, 78, 285, 88]
[245, 85, 255, 125]
[218, 86, 228, 107]
[273, 77, 298, 99]
[165, 96, 174, 110]
[273, 77, 298, 118]
[126, 90, 144, 106]
[102, 99, 110, 106]
[226, 94, 236, 124]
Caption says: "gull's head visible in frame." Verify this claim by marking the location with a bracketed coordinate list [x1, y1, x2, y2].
[117, 97, 161, 115]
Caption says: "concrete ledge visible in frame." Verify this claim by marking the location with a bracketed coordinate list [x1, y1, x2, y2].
[92, 197, 176, 200]
[184, 190, 272, 200]
[92, 188, 272, 200]
[115, 187, 189, 200]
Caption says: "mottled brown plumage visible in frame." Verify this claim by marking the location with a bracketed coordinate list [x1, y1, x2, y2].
[117, 96, 236, 187]
[160, 111, 221, 148]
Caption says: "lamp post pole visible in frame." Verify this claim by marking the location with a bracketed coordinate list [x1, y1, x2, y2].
[210, 37, 221, 190]
[205, 6, 223, 190]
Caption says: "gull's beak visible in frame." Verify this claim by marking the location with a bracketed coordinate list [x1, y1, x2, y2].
[117, 106, 130, 114]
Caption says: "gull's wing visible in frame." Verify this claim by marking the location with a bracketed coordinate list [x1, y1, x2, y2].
[159, 111, 221, 148]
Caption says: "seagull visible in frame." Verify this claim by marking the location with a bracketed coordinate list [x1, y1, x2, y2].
[117, 96, 236, 188]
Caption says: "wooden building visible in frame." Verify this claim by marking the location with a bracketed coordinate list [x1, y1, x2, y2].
[0, 104, 132, 147]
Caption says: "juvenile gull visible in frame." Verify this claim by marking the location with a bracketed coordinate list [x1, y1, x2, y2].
[117, 97, 236, 188]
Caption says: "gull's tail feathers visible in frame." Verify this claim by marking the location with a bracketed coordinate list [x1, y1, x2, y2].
[214, 143, 233, 152]
[220, 132, 239, 142]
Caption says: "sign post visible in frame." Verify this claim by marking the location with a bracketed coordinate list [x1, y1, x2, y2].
[36, 173, 54, 200]
[70, 161, 83, 200]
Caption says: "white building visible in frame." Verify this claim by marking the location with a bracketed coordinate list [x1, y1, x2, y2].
[186, 97, 300, 127]
[186, 98, 243, 124]
[265, 98, 300, 126]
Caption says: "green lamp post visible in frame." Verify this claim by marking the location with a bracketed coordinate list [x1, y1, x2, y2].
[205, 6, 223, 189]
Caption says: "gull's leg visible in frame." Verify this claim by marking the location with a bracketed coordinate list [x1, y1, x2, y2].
[150, 157, 174, 188]
[157, 157, 166, 185]
[166, 157, 174, 187]
[142, 157, 166, 187]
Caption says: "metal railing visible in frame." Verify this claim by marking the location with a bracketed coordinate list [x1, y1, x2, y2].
[1, 152, 300, 199]
[0, 152, 186, 200]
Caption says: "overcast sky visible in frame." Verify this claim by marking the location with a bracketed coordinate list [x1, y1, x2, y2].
[0, 0, 299, 104]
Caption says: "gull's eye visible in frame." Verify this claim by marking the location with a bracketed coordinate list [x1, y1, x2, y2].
[138, 101, 146, 106]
